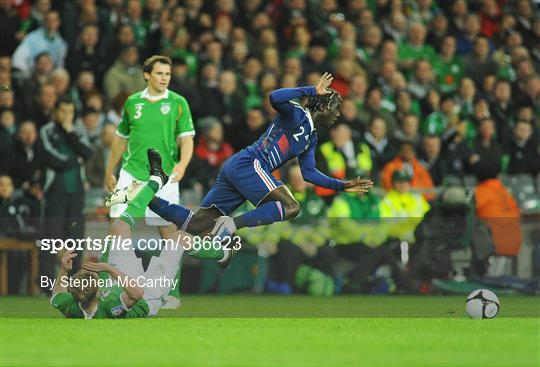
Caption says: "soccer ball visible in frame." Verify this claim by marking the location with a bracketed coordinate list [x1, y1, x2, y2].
[465, 289, 500, 319]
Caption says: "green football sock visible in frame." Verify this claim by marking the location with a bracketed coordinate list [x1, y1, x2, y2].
[119, 181, 160, 229]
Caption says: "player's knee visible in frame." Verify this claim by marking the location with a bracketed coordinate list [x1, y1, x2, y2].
[284, 200, 300, 220]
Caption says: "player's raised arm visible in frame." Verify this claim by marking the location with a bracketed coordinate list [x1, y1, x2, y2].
[269, 73, 333, 116]
[52, 250, 77, 296]
[82, 262, 144, 308]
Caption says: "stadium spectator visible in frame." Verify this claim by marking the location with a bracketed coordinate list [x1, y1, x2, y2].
[0, 0, 22, 56]
[0, 109, 16, 138]
[301, 36, 333, 77]
[26, 82, 57, 128]
[50, 68, 71, 98]
[65, 24, 106, 82]
[394, 113, 421, 151]
[105, 24, 136, 67]
[0, 174, 43, 294]
[490, 79, 515, 147]
[456, 13, 482, 56]
[69, 70, 97, 113]
[357, 86, 397, 134]
[426, 13, 449, 48]
[202, 70, 244, 138]
[80, 106, 101, 144]
[419, 135, 445, 186]
[40, 97, 93, 293]
[432, 35, 463, 94]
[506, 120, 540, 176]
[317, 123, 373, 195]
[12, 10, 67, 75]
[19, 0, 51, 36]
[381, 141, 434, 195]
[363, 116, 397, 175]
[230, 107, 267, 151]
[85, 123, 115, 189]
[468, 118, 503, 180]
[11, 121, 43, 189]
[168, 57, 201, 117]
[407, 59, 437, 100]
[463, 36, 499, 88]
[379, 170, 430, 218]
[16, 52, 53, 111]
[382, 10, 407, 44]
[338, 97, 364, 142]
[475, 164, 522, 257]
[455, 78, 476, 119]
[398, 23, 436, 71]
[358, 24, 383, 67]
[103, 45, 146, 102]
[189, 116, 234, 191]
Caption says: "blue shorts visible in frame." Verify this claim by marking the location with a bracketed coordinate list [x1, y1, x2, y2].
[200, 151, 283, 215]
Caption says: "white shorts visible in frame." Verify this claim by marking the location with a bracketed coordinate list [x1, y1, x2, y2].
[108, 242, 184, 317]
[109, 168, 180, 226]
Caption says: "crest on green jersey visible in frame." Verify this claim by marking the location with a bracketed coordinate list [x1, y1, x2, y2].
[111, 304, 125, 316]
[160, 103, 171, 115]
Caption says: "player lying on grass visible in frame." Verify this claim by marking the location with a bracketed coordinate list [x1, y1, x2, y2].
[51, 246, 183, 318]
[107, 73, 372, 263]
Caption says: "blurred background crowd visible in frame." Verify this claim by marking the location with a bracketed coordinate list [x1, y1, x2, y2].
[0, 0, 539, 296]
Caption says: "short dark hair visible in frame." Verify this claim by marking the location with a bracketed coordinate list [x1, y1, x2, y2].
[55, 96, 74, 109]
[306, 88, 342, 112]
[142, 55, 172, 78]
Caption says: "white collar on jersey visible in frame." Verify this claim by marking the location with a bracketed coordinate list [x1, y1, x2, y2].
[306, 109, 315, 132]
[141, 87, 169, 101]
[80, 302, 98, 319]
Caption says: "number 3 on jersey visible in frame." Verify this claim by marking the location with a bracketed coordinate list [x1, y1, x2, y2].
[293, 126, 308, 141]
[134, 104, 143, 119]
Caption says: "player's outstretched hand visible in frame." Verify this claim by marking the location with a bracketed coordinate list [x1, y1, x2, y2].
[343, 177, 374, 194]
[82, 262, 112, 274]
[60, 250, 77, 271]
[315, 72, 333, 95]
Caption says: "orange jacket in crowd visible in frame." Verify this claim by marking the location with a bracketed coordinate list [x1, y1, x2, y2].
[381, 157, 434, 193]
[475, 178, 522, 256]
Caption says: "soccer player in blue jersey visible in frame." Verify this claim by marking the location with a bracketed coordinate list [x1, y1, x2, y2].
[108, 73, 372, 266]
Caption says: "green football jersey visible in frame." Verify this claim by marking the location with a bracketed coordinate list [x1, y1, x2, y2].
[398, 43, 436, 63]
[51, 289, 149, 319]
[433, 56, 464, 94]
[117, 89, 195, 180]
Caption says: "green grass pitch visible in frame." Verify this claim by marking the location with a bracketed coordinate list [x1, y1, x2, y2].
[1, 295, 538, 367]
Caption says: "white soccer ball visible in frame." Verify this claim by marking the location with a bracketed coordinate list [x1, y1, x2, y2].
[466, 289, 500, 319]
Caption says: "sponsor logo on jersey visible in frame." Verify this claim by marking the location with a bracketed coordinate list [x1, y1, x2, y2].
[160, 103, 171, 115]
[111, 304, 125, 316]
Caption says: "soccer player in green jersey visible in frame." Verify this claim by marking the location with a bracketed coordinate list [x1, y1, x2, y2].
[51, 246, 183, 319]
[105, 54, 194, 237]
[104, 55, 194, 308]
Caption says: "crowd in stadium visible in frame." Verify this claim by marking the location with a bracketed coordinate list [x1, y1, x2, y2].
[0, 0, 539, 295]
